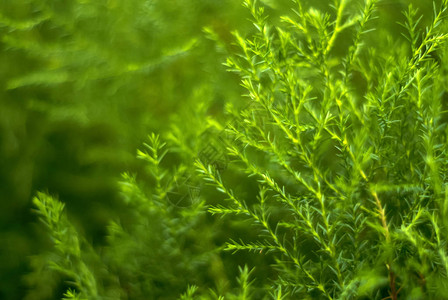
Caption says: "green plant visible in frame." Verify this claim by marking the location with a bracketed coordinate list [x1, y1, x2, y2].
[197, 0, 448, 298]
[28, 134, 217, 300]
[27, 0, 448, 299]
[31, 192, 104, 299]
[1, 0, 244, 298]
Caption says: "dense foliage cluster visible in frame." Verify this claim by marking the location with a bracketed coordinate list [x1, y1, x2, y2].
[200, 0, 448, 298]
[2, 0, 448, 299]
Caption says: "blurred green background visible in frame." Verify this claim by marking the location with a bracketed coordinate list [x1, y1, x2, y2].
[0, 0, 439, 299]
[0, 0, 247, 298]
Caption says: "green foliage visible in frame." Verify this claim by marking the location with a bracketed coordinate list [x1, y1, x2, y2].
[28, 134, 218, 299]
[197, 0, 448, 298]
[30, 192, 103, 299]
[8, 0, 448, 299]
[0, 0, 243, 298]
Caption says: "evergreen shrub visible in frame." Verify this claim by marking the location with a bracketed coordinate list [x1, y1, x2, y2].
[30, 0, 448, 299]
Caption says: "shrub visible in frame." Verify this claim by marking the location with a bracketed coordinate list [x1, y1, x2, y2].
[198, 0, 448, 298]
[30, 0, 448, 299]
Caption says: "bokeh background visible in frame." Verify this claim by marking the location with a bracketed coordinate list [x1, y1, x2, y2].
[0, 0, 438, 299]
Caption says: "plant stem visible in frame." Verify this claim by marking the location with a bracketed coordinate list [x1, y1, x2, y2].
[372, 191, 400, 300]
